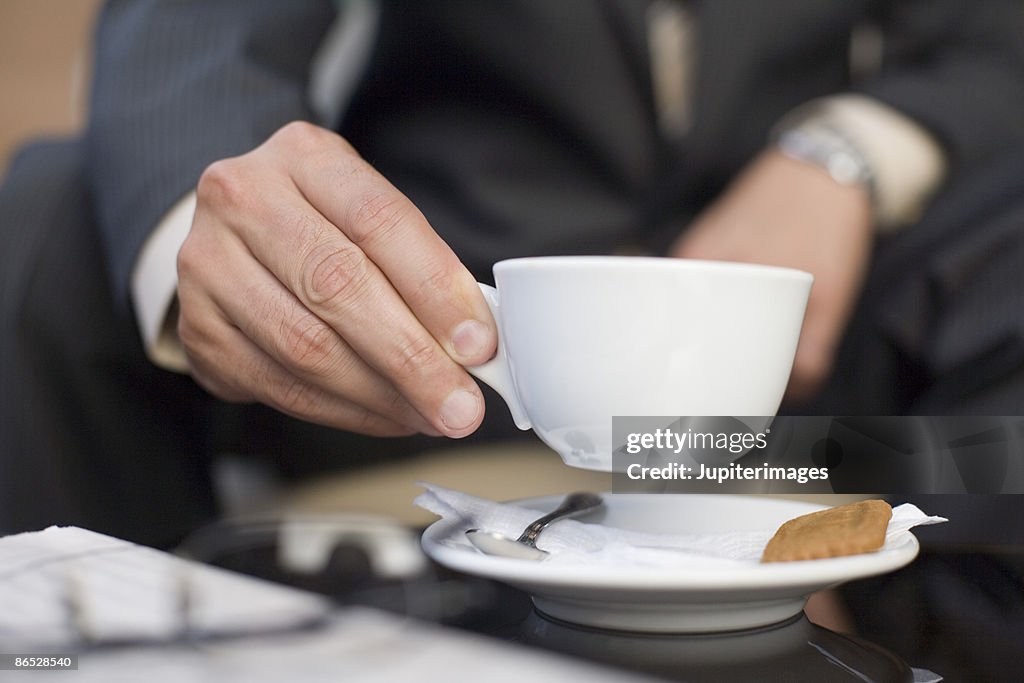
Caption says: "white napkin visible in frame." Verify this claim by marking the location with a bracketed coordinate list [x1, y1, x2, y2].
[415, 483, 947, 569]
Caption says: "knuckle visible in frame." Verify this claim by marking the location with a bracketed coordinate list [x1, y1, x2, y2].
[375, 385, 422, 428]
[274, 120, 327, 153]
[274, 376, 318, 416]
[176, 237, 198, 279]
[288, 211, 333, 253]
[386, 334, 442, 382]
[176, 312, 198, 350]
[280, 313, 339, 374]
[176, 220, 231, 290]
[352, 408, 383, 435]
[347, 189, 408, 246]
[196, 158, 247, 209]
[301, 242, 371, 307]
[175, 306, 210, 353]
[410, 263, 458, 307]
[384, 386, 412, 416]
[176, 228, 214, 282]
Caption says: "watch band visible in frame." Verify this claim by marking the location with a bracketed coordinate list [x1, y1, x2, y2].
[775, 120, 877, 207]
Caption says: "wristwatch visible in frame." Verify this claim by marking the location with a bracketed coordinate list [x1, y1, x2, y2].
[775, 119, 877, 206]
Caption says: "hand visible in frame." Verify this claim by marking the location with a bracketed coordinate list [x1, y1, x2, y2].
[177, 121, 496, 437]
[669, 150, 873, 403]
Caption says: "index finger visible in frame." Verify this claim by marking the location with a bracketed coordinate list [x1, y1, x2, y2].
[286, 127, 496, 366]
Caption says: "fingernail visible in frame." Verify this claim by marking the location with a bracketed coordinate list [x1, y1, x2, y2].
[451, 320, 492, 362]
[439, 389, 482, 432]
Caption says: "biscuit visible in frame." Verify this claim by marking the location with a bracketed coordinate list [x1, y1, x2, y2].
[761, 499, 892, 563]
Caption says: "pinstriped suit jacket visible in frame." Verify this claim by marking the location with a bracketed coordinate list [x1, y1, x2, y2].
[85, 0, 1024, 309]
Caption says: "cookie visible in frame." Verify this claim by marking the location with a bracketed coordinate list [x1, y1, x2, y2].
[761, 499, 892, 563]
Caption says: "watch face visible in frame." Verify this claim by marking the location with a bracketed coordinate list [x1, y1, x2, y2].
[777, 125, 873, 190]
[827, 151, 867, 185]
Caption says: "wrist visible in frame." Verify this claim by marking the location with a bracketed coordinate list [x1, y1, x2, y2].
[771, 95, 947, 233]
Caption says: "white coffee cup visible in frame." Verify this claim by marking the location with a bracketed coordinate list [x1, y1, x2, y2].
[466, 256, 813, 471]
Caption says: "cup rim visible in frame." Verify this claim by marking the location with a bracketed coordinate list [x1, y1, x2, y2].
[493, 255, 813, 283]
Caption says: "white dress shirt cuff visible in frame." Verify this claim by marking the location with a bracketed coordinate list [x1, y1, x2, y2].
[778, 94, 947, 231]
[130, 192, 195, 373]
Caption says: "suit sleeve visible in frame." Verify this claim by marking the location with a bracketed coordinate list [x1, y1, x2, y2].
[84, 0, 336, 310]
[861, 0, 1024, 172]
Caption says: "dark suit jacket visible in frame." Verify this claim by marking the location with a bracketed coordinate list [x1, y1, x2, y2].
[85, 0, 1024, 304]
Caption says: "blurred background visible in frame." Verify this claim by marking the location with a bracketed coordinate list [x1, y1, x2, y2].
[0, 0, 101, 181]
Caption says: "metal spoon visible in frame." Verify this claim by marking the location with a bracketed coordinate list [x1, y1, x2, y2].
[465, 492, 603, 560]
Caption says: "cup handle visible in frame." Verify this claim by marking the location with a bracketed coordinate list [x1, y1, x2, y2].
[465, 283, 531, 430]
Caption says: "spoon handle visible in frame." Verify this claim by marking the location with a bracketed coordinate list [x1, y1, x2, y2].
[516, 492, 603, 548]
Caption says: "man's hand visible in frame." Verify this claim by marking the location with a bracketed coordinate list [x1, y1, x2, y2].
[670, 150, 873, 403]
[177, 121, 496, 437]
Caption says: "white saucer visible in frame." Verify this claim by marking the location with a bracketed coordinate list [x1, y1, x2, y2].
[421, 494, 918, 633]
